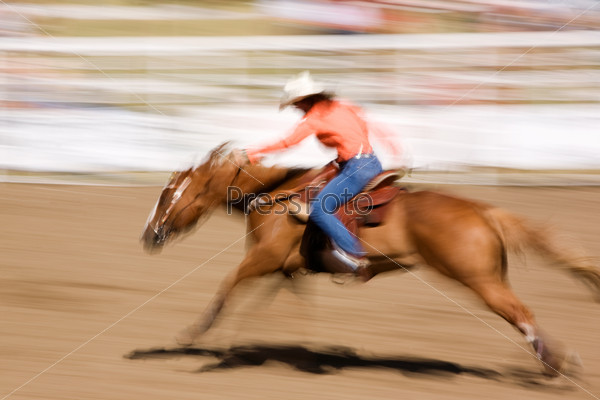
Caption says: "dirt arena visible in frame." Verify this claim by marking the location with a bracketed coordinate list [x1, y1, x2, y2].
[2, 182, 599, 400]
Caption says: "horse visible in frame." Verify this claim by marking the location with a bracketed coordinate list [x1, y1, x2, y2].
[141, 142, 600, 377]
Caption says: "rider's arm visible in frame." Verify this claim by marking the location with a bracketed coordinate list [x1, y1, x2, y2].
[246, 119, 314, 164]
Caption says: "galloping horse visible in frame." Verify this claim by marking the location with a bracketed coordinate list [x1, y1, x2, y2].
[141, 142, 600, 376]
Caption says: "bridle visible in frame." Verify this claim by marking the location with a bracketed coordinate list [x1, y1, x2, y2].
[152, 162, 243, 241]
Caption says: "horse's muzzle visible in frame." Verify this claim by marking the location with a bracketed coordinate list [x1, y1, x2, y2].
[140, 224, 168, 254]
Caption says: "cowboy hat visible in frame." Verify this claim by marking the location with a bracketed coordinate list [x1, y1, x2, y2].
[279, 71, 330, 110]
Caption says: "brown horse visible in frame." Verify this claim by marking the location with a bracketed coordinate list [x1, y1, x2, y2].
[141, 142, 600, 376]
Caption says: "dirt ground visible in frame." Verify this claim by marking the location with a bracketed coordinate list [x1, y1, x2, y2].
[1, 182, 599, 400]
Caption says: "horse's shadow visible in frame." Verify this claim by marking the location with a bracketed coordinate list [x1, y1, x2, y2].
[127, 343, 494, 377]
[125, 343, 575, 390]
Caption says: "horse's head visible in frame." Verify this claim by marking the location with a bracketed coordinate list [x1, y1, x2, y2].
[141, 142, 242, 252]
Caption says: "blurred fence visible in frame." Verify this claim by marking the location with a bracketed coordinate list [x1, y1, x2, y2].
[2, 30, 600, 107]
[1, 31, 600, 174]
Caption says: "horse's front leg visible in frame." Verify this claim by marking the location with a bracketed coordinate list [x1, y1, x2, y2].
[175, 243, 293, 346]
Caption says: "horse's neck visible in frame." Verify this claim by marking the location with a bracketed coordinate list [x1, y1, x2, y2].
[238, 164, 311, 196]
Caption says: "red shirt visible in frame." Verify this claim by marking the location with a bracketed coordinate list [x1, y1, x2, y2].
[246, 100, 401, 164]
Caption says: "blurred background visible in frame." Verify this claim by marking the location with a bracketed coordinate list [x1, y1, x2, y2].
[1, 0, 599, 184]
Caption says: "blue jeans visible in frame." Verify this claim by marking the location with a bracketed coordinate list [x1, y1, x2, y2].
[309, 154, 383, 257]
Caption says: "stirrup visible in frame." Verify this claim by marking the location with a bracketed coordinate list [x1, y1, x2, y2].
[331, 247, 368, 268]
[329, 248, 372, 282]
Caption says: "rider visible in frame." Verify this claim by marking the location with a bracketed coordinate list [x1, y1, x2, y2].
[233, 71, 402, 279]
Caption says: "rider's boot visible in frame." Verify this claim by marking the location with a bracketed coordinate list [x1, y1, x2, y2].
[330, 247, 373, 282]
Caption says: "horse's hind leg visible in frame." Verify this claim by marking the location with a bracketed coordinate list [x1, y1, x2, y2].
[468, 280, 566, 376]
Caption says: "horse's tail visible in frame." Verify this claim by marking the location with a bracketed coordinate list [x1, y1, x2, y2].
[484, 207, 600, 302]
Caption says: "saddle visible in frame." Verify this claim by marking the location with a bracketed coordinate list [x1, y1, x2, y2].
[293, 163, 406, 273]
[288, 163, 405, 227]
[248, 163, 406, 273]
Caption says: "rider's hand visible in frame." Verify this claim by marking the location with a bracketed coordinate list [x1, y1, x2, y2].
[229, 148, 249, 166]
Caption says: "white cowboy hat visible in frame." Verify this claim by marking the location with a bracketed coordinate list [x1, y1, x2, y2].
[279, 71, 328, 110]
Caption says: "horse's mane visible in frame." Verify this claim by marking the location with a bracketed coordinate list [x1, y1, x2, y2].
[196, 141, 311, 213]
[226, 165, 309, 215]
[258, 166, 309, 194]
[204, 141, 311, 191]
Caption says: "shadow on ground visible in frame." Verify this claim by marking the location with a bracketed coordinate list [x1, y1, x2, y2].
[125, 343, 576, 390]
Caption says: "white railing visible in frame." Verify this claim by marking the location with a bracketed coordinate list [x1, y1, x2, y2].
[2, 31, 600, 107]
[1, 31, 600, 173]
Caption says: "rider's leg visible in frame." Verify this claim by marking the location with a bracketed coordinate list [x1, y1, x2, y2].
[309, 155, 382, 259]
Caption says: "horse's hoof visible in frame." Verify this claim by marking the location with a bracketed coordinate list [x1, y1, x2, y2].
[549, 351, 584, 378]
[535, 338, 570, 378]
[175, 326, 198, 347]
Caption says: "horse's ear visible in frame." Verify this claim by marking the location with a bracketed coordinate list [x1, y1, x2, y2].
[208, 141, 232, 162]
